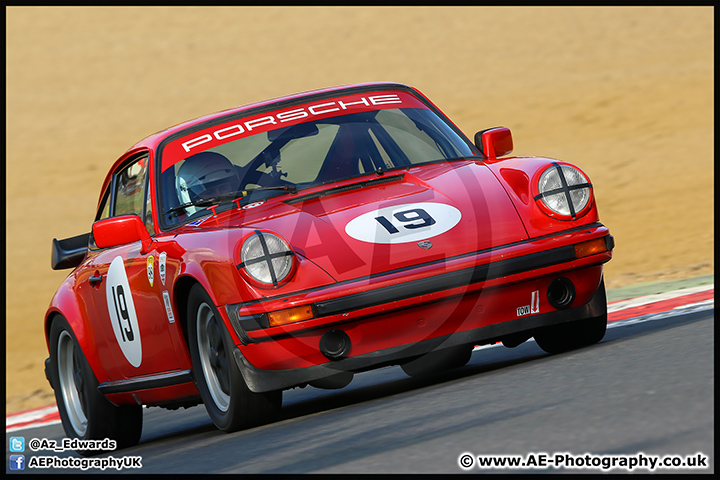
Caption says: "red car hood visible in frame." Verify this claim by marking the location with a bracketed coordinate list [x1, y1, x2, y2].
[236, 160, 529, 282]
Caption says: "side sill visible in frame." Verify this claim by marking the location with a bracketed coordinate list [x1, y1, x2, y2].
[97, 369, 194, 395]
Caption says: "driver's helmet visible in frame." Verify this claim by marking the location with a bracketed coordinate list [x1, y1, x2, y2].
[176, 152, 240, 214]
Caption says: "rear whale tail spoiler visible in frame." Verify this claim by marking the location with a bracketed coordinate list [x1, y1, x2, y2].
[51, 232, 90, 270]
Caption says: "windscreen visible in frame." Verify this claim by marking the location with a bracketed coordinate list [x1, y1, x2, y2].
[158, 91, 476, 227]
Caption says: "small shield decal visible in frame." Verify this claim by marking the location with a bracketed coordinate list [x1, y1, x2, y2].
[417, 240, 433, 249]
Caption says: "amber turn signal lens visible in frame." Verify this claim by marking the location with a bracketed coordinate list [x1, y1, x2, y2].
[574, 237, 608, 258]
[268, 305, 314, 327]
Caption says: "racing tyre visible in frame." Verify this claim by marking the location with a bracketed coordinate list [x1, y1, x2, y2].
[187, 284, 281, 432]
[401, 344, 474, 377]
[49, 316, 143, 456]
[534, 280, 608, 354]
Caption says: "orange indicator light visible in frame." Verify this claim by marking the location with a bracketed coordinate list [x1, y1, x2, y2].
[268, 305, 314, 327]
[574, 237, 608, 258]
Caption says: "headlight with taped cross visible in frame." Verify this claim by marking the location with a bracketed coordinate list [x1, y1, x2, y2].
[238, 231, 295, 288]
[535, 163, 593, 219]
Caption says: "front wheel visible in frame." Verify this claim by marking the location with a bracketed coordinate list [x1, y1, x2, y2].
[534, 280, 608, 354]
[401, 344, 474, 377]
[49, 316, 142, 456]
[187, 284, 281, 432]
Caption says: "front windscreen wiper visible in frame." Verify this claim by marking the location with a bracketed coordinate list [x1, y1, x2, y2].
[283, 174, 405, 205]
[165, 186, 298, 218]
[164, 194, 241, 218]
[241, 184, 297, 195]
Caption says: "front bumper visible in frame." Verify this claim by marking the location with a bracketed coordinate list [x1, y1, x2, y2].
[223, 224, 613, 393]
[234, 277, 607, 392]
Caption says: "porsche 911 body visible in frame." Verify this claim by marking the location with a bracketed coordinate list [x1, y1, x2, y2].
[44, 82, 613, 452]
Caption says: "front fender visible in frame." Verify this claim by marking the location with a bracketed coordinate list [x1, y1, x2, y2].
[483, 156, 601, 237]
[170, 233, 337, 350]
[175, 255, 244, 309]
[170, 227, 337, 309]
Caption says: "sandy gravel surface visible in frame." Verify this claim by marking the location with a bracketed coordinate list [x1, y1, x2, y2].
[5, 6, 713, 413]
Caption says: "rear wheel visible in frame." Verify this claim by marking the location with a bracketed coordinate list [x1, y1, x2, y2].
[49, 316, 142, 455]
[534, 280, 608, 354]
[187, 284, 281, 432]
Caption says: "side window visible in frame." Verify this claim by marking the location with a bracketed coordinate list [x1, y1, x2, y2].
[90, 187, 112, 249]
[91, 154, 152, 249]
[96, 187, 111, 221]
[143, 175, 154, 235]
[114, 156, 148, 218]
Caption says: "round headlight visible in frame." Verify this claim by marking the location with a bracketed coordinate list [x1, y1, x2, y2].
[240, 231, 294, 288]
[536, 164, 592, 218]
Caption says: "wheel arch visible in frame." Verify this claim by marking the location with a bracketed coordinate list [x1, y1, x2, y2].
[173, 275, 201, 349]
[44, 291, 108, 385]
[172, 262, 244, 347]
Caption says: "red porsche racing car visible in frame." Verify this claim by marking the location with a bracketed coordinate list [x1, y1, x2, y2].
[45, 82, 613, 453]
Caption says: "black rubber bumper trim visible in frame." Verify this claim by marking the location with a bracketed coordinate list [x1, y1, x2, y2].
[313, 244, 577, 317]
[230, 229, 612, 343]
[235, 279, 607, 393]
[97, 369, 194, 395]
[237, 223, 605, 310]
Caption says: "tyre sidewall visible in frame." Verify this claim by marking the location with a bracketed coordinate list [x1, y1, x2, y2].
[534, 312, 607, 354]
[48, 315, 142, 454]
[187, 284, 279, 432]
[534, 278, 608, 354]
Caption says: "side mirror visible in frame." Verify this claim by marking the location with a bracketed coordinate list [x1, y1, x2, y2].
[474, 127, 513, 159]
[92, 214, 152, 253]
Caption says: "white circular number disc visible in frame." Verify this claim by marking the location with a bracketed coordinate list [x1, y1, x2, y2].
[105, 256, 143, 367]
[345, 202, 461, 244]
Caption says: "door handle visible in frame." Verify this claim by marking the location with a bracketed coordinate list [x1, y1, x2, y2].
[89, 274, 103, 286]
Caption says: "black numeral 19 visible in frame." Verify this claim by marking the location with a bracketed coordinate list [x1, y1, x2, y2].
[375, 208, 436, 234]
[111, 285, 134, 342]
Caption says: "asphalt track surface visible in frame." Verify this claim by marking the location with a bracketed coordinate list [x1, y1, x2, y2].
[7, 308, 713, 474]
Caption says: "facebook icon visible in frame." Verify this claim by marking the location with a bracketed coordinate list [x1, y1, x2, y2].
[9, 454, 25, 471]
